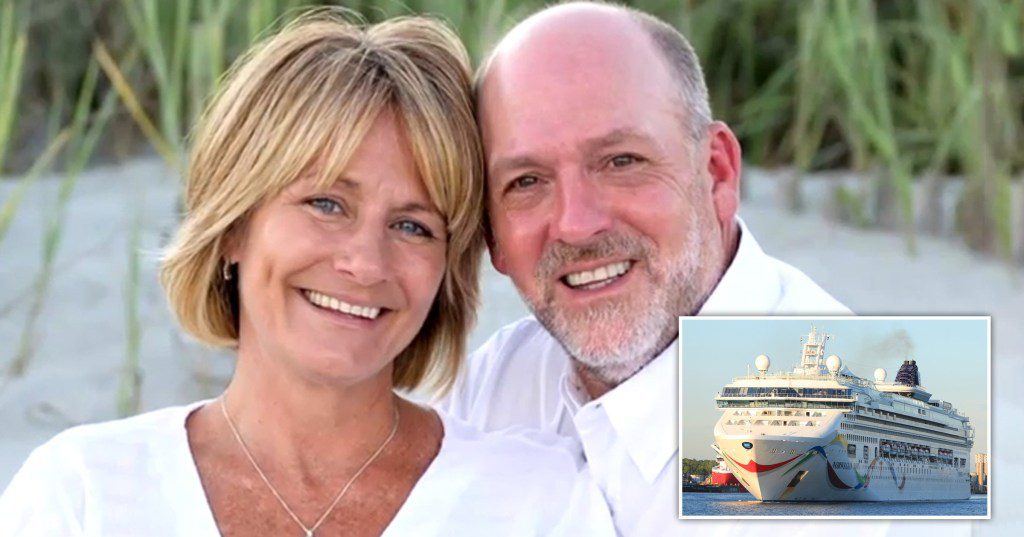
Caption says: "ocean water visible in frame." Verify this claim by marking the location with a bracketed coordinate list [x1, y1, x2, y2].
[681, 492, 988, 517]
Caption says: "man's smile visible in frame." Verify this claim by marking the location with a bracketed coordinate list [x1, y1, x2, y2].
[561, 260, 634, 290]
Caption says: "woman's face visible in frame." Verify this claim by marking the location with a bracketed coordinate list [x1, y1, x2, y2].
[230, 111, 447, 386]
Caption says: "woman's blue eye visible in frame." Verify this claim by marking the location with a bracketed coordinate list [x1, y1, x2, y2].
[308, 197, 343, 215]
[393, 220, 433, 238]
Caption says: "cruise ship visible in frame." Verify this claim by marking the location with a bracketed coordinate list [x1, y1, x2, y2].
[712, 327, 974, 501]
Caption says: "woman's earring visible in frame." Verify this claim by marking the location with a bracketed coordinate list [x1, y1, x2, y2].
[223, 261, 234, 281]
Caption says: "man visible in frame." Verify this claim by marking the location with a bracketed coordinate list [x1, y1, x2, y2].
[445, 2, 968, 536]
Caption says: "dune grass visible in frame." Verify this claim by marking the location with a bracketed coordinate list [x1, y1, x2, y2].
[0, 1, 1019, 255]
[7, 57, 121, 378]
[1, 0, 1022, 407]
[0, 1, 27, 175]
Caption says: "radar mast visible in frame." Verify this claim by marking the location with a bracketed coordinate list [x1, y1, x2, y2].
[800, 325, 831, 370]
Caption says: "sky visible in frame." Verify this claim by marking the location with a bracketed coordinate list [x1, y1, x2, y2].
[680, 317, 989, 460]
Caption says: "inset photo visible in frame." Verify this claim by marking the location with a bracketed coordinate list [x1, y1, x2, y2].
[679, 316, 990, 519]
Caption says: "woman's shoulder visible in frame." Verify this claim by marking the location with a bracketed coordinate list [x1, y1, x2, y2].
[8, 400, 207, 489]
[43, 400, 206, 456]
[0, 400, 210, 534]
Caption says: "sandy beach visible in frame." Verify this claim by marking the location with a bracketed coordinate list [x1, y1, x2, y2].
[1, 159, 1019, 533]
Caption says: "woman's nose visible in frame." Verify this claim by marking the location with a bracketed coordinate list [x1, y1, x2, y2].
[331, 223, 392, 287]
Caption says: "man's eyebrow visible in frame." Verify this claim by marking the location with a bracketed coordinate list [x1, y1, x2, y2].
[487, 128, 654, 179]
[488, 155, 546, 179]
[580, 128, 654, 153]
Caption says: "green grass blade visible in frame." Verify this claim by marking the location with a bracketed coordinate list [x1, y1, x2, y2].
[0, 130, 71, 247]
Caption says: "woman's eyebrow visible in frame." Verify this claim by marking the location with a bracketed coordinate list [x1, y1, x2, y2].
[395, 201, 444, 219]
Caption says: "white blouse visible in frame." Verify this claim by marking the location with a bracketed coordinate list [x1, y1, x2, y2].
[0, 400, 615, 536]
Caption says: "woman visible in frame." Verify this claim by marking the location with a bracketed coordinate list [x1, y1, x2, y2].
[0, 11, 614, 536]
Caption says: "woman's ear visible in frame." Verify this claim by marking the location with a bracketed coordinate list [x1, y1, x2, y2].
[221, 219, 247, 266]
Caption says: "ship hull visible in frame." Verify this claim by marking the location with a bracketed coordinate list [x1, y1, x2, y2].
[714, 433, 970, 502]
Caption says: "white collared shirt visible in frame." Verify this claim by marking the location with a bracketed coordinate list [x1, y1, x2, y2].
[0, 400, 616, 536]
[444, 220, 971, 536]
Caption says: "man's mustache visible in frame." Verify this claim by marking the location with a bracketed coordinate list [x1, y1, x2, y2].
[535, 233, 653, 283]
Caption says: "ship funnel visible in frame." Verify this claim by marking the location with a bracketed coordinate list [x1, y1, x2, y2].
[895, 359, 921, 387]
[755, 354, 770, 375]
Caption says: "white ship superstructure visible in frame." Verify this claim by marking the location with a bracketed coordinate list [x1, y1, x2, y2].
[712, 327, 974, 501]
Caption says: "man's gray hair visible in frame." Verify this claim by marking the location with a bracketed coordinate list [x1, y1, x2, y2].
[625, 6, 712, 143]
[475, 1, 713, 143]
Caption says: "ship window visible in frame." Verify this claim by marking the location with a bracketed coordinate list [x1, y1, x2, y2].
[848, 444, 857, 456]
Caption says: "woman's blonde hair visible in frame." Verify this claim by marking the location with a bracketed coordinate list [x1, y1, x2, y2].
[160, 10, 484, 396]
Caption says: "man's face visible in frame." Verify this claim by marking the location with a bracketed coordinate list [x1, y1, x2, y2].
[480, 21, 730, 384]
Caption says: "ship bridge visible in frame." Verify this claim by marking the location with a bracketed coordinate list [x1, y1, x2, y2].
[716, 385, 855, 410]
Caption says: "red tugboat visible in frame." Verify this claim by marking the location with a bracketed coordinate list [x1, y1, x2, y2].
[709, 456, 747, 492]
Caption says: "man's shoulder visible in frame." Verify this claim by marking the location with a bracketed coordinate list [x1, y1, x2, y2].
[767, 255, 852, 314]
[474, 316, 550, 351]
[441, 317, 570, 430]
[439, 412, 581, 471]
[461, 316, 569, 378]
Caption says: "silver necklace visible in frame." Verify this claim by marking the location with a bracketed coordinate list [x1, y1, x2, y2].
[219, 396, 400, 537]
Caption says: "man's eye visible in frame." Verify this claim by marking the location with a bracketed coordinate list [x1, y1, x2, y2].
[393, 220, 434, 239]
[610, 154, 643, 168]
[508, 175, 539, 191]
[308, 197, 343, 215]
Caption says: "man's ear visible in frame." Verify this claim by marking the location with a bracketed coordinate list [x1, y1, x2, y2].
[489, 248, 509, 275]
[705, 121, 742, 231]
[484, 222, 509, 275]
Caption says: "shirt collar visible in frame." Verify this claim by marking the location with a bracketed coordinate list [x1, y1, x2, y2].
[560, 361, 589, 415]
[561, 343, 677, 484]
[698, 216, 782, 314]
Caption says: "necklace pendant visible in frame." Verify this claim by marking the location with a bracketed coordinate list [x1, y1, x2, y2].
[306, 531, 313, 537]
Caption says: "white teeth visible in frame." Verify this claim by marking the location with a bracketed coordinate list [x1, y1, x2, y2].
[564, 261, 631, 288]
[303, 290, 381, 320]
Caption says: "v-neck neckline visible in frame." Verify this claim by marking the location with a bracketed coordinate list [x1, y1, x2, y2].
[172, 400, 451, 536]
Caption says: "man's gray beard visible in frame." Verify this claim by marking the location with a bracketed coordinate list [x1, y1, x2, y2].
[522, 217, 711, 386]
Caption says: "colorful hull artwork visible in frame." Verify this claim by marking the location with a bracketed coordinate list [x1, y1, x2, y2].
[714, 433, 968, 502]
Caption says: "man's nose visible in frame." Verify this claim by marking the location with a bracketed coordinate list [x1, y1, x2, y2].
[332, 223, 391, 287]
[551, 171, 612, 244]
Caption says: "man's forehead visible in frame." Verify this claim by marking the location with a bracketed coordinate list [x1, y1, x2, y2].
[484, 6, 653, 86]
[488, 3, 643, 60]
[477, 4, 687, 173]
[478, 5, 676, 127]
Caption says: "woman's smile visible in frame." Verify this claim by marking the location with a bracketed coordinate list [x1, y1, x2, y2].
[302, 288, 385, 320]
